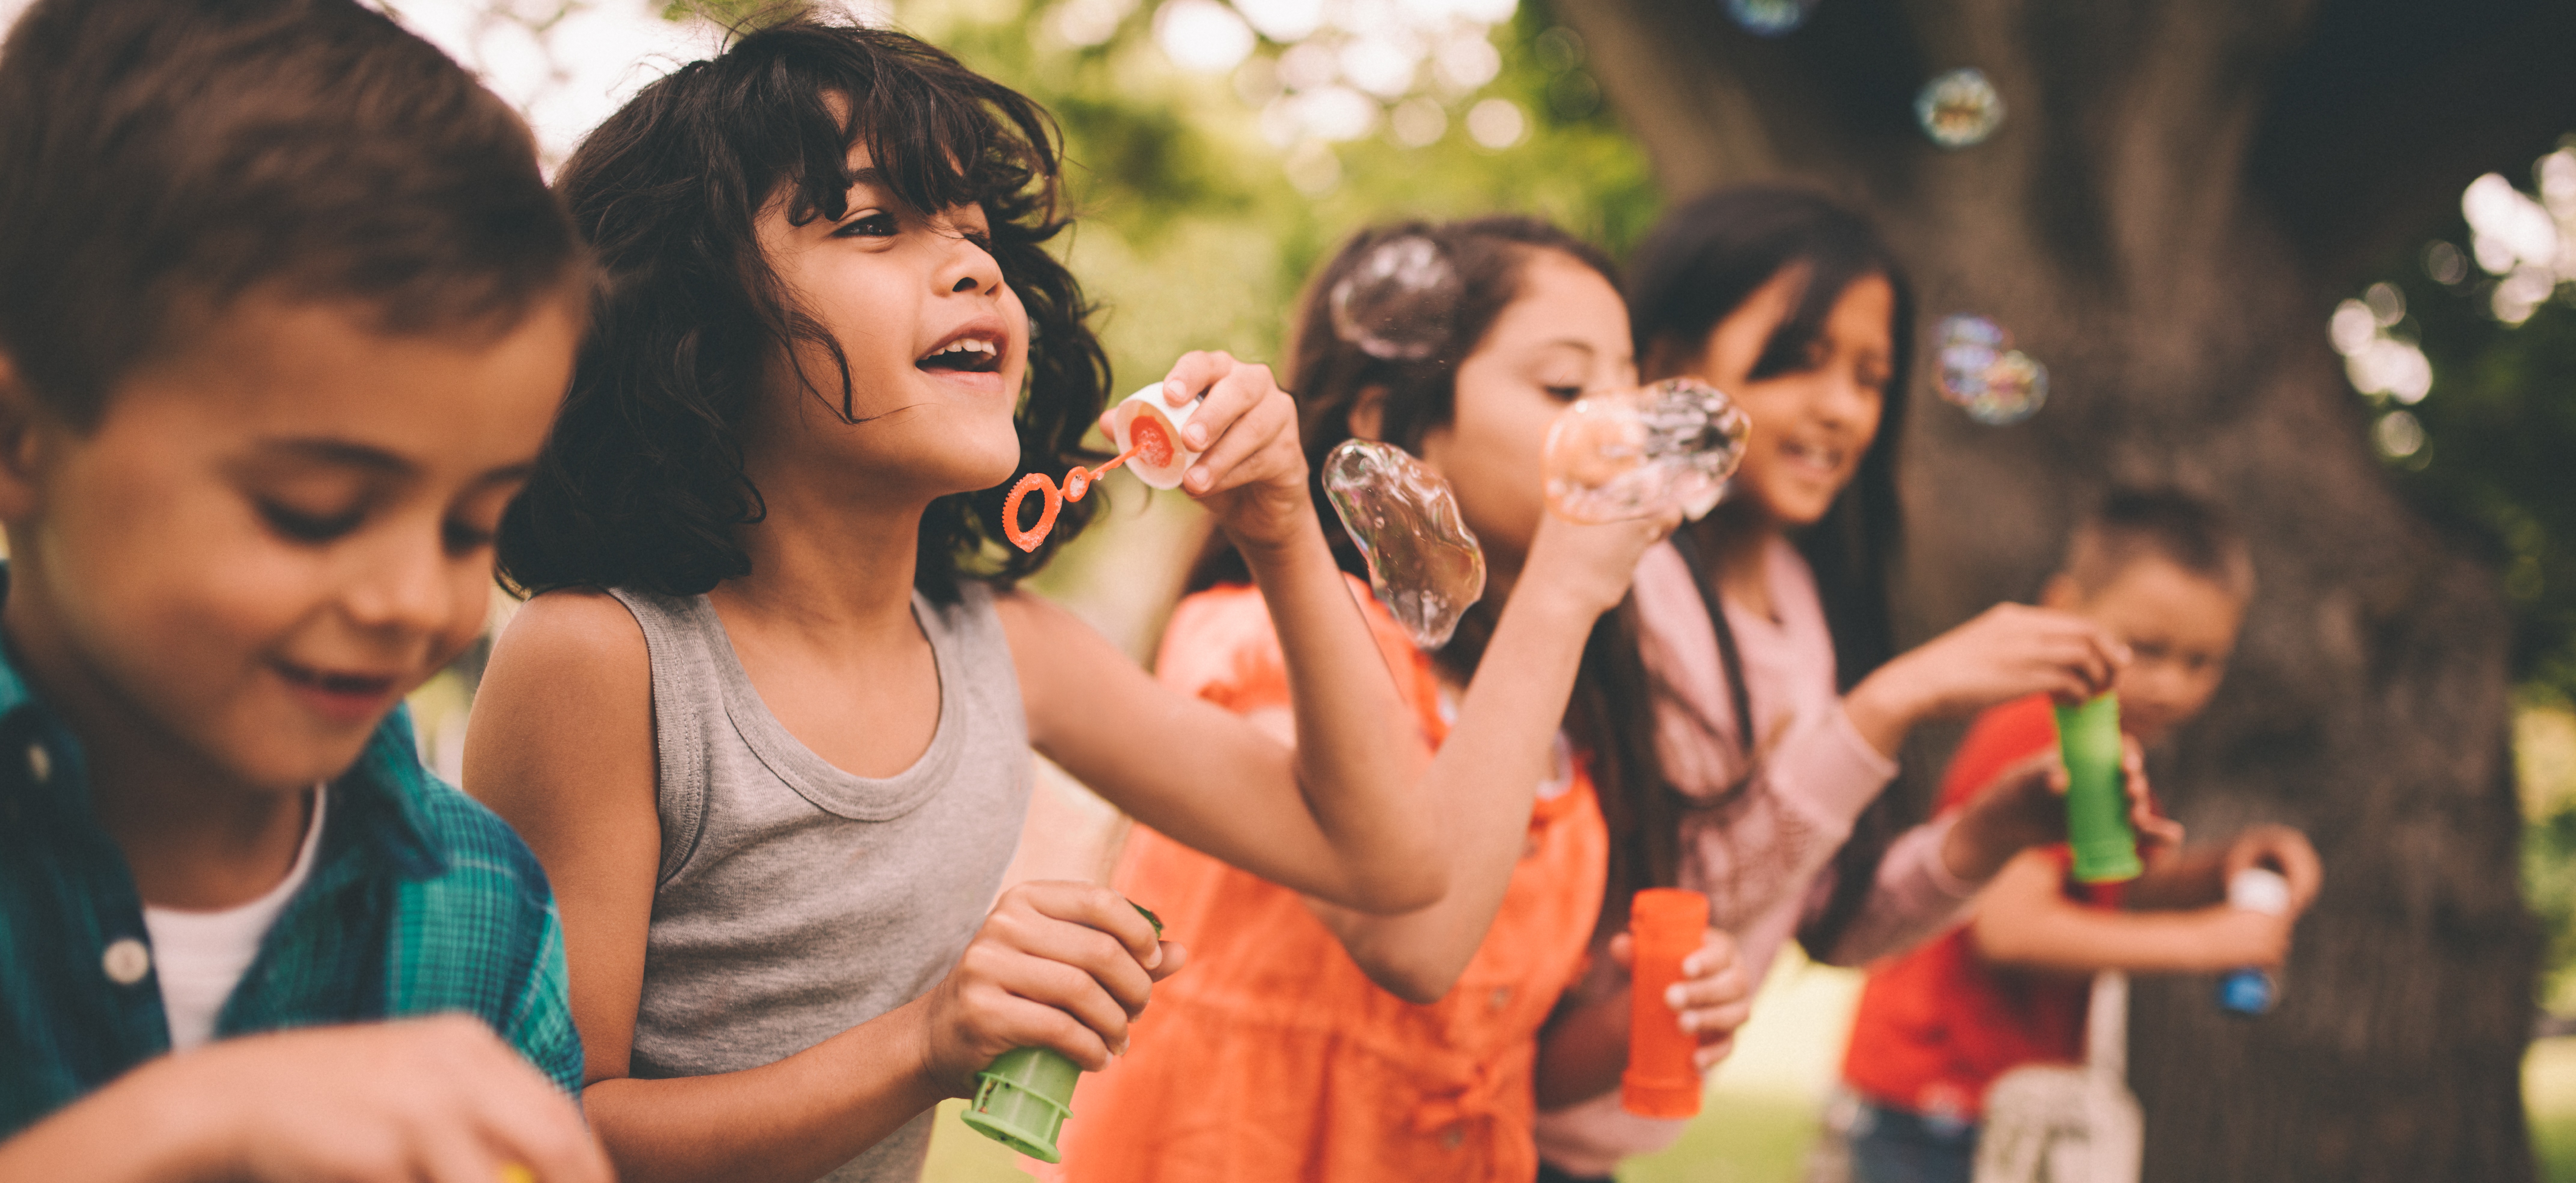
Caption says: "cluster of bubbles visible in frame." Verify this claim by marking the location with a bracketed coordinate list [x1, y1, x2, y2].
[1725, 0, 1820, 37]
[1934, 314, 2048, 425]
[1321, 439, 1487, 649]
[1329, 235, 1462, 361]
[1542, 378, 1751, 523]
[2330, 283, 2431, 462]
[1916, 68, 2004, 148]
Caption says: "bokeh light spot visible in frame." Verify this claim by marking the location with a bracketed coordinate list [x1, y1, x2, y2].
[1916, 68, 2003, 148]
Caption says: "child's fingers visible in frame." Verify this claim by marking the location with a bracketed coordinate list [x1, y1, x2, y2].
[995, 953, 1141, 1055]
[1180, 359, 1275, 452]
[1680, 999, 1753, 1040]
[1158, 350, 1236, 406]
[975, 985, 1120, 1070]
[1605, 931, 1636, 970]
[1184, 394, 1297, 497]
[986, 909, 1158, 1016]
[461, 1068, 612, 1183]
[1011, 880, 1165, 969]
[1691, 1036, 1738, 1074]
[1147, 939, 1190, 982]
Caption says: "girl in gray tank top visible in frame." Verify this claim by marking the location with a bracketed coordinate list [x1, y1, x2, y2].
[467, 19, 1460, 1183]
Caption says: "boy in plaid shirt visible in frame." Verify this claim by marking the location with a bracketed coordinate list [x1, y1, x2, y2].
[0, 1, 608, 1179]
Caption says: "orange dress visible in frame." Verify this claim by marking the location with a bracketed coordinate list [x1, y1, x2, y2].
[1054, 583, 1610, 1183]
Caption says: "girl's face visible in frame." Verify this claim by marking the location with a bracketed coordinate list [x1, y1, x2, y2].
[752, 151, 1030, 502]
[1687, 269, 1894, 529]
[1413, 249, 1635, 575]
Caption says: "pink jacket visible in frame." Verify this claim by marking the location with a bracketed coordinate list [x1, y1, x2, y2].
[1532, 539, 1986, 1174]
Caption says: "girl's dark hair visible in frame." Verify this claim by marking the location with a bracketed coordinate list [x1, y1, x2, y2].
[1187, 215, 1680, 934]
[498, 17, 1109, 602]
[1626, 186, 1915, 959]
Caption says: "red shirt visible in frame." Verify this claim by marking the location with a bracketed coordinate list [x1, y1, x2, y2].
[1838, 694, 2088, 1120]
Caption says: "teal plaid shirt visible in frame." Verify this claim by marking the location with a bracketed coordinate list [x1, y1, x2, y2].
[0, 652, 583, 1136]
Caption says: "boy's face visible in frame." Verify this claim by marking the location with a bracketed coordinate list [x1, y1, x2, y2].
[2044, 556, 2245, 747]
[0, 295, 577, 794]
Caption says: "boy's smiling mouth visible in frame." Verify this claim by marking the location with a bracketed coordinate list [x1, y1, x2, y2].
[273, 658, 404, 723]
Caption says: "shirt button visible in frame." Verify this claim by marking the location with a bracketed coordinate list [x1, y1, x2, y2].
[1488, 986, 1512, 1011]
[1441, 1127, 1464, 1150]
[25, 742, 50, 784]
[102, 938, 151, 985]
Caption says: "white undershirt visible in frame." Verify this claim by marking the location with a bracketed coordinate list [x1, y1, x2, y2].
[142, 788, 328, 1050]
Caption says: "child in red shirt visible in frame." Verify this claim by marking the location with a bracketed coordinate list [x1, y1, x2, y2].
[1837, 489, 2323, 1183]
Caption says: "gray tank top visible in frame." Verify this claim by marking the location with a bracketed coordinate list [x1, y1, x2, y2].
[609, 583, 1031, 1183]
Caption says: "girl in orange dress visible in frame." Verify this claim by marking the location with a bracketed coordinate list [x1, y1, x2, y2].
[1056, 217, 1751, 1183]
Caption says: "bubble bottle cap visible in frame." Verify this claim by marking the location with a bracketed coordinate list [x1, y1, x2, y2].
[959, 903, 1163, 1162]
[1106, 386, 1203, 490]
[1621, 888, 1710, 1119]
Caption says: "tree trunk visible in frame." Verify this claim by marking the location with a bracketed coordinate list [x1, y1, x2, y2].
[1554, 0, 2576, 1178]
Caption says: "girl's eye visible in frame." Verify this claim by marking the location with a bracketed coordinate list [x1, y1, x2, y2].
[831, 212, 900, 239]
[259, 501, 364, 544]
[1544, 385, 1584, 403]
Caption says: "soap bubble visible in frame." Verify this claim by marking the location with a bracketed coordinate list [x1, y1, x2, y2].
[1543, 378, 1751, 524]
[1329, 235, 1461, 362]
[1933, 314, 2006, 404]
[1916, 68, 2003, 148]
[1965, 350, 2047, 425]
[1321, 439, 1486, 650]
[1726, 0, 1817, 36]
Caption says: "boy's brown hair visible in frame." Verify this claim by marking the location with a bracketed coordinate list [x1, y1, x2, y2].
[0, 0, 581, 428]
[2064, 487, 2255, 601]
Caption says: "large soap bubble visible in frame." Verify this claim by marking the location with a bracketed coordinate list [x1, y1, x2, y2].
[1321, 439, 1486, 650]
[1329, 235, 1460, 362]
[1726, 0, 1818, 36]
[1916, 68, 2003, 148]
[1931, 315, 2047, 425]
[1966, 349, 2047, 425]
[1543, 378, 1751, 524]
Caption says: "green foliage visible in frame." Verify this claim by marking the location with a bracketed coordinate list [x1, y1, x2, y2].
[891, 0, 1660, 395]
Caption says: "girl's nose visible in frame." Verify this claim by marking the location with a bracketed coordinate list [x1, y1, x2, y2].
[933, 221, 1004, 297]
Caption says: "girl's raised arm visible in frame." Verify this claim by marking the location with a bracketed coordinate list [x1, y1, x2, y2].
[1009, 351, 1443, 915]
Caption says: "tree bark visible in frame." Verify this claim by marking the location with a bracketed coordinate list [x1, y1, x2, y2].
[1554, 0, 2576, 1178]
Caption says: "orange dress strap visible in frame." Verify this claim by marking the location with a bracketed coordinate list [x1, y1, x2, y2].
[1053, 582, 1609, 1183]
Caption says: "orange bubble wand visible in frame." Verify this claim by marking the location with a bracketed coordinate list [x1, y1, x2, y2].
[1000, 413, 1179, 552]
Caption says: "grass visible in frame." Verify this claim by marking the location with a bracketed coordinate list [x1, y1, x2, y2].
[923, 956, 2576, 1182]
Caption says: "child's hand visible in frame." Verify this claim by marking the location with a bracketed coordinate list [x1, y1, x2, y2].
[1608, 925, 1755, 1074]
[1851, 605, 2130, 740]
[1945, 737, 2178, 882]
[1519, 505, 1681, 622]
[2196, 904, 2296, 968]
[2224, 824, 2323, 911]
[148, 1015, 608, 1183]
[916, 881, 1183, 1092]
[1125, 351, 1312, 552]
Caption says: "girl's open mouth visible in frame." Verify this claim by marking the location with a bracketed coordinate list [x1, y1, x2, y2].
[918, 337, 1003, 374]
[274, 659, 403, 724]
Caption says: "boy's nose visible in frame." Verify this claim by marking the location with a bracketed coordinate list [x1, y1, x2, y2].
[342, 538, 456, 637]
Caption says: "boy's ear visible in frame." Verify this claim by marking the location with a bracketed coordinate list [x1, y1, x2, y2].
[2038, 572, 2085, 611]
[0, 354, 52, 523]
[1348, 385, 1390, 442]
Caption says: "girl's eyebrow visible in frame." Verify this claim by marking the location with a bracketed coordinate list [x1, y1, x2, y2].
[255, 437, 412, 476]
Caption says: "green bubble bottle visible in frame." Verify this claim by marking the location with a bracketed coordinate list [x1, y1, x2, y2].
[959, 902, 1163, 1162]
[2056, 692, 2142, 884]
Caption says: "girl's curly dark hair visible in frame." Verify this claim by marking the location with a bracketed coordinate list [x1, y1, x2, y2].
[497, 17, 1109, 603]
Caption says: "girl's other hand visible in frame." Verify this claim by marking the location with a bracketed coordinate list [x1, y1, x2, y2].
[1607, 925, 1755, 1074]
[1846, 605, 2130, 754]
[1135, 351, 1313, 552]
[1518, 506, 1681, 622]
[915, 882, 1183, 1092]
